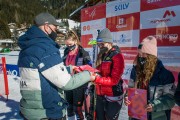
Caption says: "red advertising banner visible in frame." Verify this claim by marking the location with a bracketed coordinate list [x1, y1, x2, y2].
[107, 12, 140, 32]
[128, 88, 147, 120]
[121, 47, 137, 62]
[81, 34, 93, 48]
[81, 3, 106, 22]
[141, 0, 180, 11]
[81, 0, 180, 119]
[140, 26, 180, 46]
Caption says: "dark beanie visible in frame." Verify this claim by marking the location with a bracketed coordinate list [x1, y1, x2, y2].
[34, 12, 62, 26]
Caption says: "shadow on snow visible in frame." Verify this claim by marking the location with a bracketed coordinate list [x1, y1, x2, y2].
[0, 96, 23, 120]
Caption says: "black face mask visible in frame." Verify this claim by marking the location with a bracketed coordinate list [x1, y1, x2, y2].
[49, 31, 57, 41]
[68, 44, 76, 51]
[138, 57, 146, 69]
[100, 47, 108, 53]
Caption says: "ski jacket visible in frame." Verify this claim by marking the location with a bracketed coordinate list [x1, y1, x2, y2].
[129, 60, 175, 120]
[63, 45, 92, 66]
[95, 46, 124, 96]
[174, 73, 180, 106]
[18, 26, 91, 119]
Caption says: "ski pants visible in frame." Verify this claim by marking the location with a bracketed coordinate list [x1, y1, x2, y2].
[96, 95, 122, 120]
[65, 84, 87, 120]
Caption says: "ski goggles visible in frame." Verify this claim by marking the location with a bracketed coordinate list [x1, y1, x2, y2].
[88, 38, 104, 45]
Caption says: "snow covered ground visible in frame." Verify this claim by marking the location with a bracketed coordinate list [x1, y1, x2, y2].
[0, 51, 23, 120]
[0, 75, 22, 120]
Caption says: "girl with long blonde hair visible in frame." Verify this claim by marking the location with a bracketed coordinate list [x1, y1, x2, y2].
[125, 36, 175, 120]
[63, 30, 92, 120]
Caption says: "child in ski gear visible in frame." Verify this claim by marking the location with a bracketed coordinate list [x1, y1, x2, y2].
[63, 30, 92, 120]
[94, 28, 125, 120]
[124, 36, 176, 120]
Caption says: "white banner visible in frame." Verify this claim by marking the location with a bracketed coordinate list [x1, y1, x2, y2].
[106, 0, 140, 18]
[140, 5, 180, 29]
[112, 30, 139, 47]
[158, 46, 180, 66]
[81, 18, 106, 38]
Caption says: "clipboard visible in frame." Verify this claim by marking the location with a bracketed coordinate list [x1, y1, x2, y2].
[128, 88, 147, 120]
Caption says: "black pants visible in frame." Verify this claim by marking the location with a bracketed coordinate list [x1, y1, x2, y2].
[96, 95, 122, 120]
[65, 84, 87, 119]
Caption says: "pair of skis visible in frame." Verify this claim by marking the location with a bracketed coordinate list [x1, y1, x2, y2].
[84, 30, 101, 120]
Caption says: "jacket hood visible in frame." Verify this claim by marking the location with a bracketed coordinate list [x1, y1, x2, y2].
[112, 45, 120, 53]
[18, 25, 58, 50]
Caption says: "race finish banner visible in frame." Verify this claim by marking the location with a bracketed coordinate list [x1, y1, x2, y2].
[0, 57, 9, 100]
[81, 0, 180, 119]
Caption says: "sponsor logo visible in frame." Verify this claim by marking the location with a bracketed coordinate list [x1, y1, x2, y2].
[116, 18, 127, 29]
[84, 8, 96, 19]
[123, 67, 132, 76]
[154, 34, 178, 43]
[89, 8, 96, 19]
[115, 3, 129, 11]
[7, 69, 18, 77]
[82, 24, 103, 31]
[150, 19, 170, 23]
[87, 25, 90, 30]
[147, 0, 161, 3]
[163, 10, 176, 18]
[85, 10, 87, 13]
[83, 26, 86, 31]
[20, 80, 27, 88]
[113, 34, 131, 44]
[150, 10, 176, 24]
[0, 66, 19, 77]
[30, 62, 34, 67]
[83, 25, 90, 31]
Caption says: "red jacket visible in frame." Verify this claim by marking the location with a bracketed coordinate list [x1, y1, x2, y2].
[95, 46, 124, 96]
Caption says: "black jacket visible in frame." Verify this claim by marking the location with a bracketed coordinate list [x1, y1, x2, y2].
[63, 45, 92, 66]
[174, 73, 180, 106]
